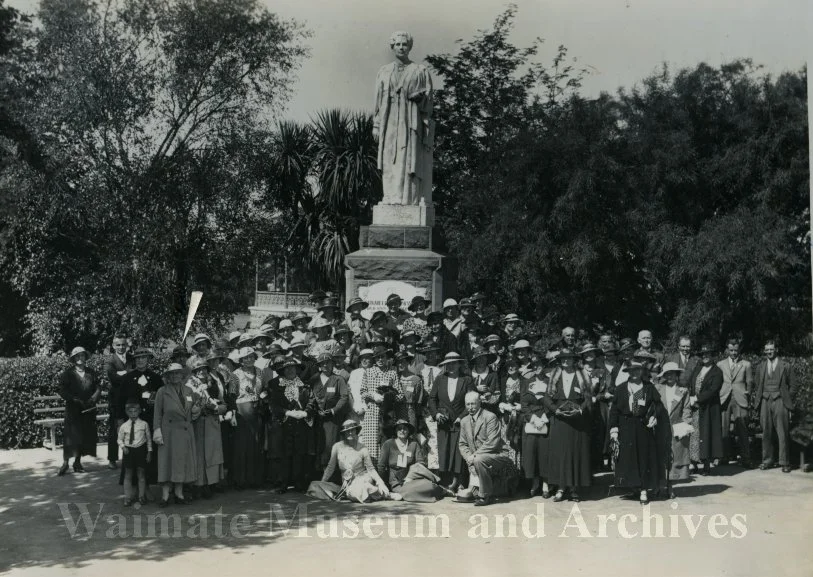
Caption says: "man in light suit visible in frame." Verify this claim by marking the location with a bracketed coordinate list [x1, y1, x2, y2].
[754, 340, 796, 473]
[717, 339, 754, 467]
[665, 336, 699, 389]
[457, 392, 517, 506]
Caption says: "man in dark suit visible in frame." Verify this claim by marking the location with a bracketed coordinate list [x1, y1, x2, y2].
[664, 336, 699, 389]
[103, 332, 134, 469]
[754, 340, 796, 473]
[717, 338, 754, 467]
[457, 391, 517, 506]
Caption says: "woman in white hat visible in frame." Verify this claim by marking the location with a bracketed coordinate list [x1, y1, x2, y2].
[153, 363, 200, 505]
[186, 357, 226, 499]
[428, 351, 475, 492]
[655, 362, 693, 490]
[442, 298, 463, 338]
[305, 316, 338, 361]
[307, 419, 395, 503]
[57, 347, 101, 476]
[231, 347, 264, 489]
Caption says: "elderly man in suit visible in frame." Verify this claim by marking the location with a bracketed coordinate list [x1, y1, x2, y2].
[754, 340, 796, 473]
[717, 339, 754, 468]
[104, 332, 134, 469]
[457, 391, 518, 506]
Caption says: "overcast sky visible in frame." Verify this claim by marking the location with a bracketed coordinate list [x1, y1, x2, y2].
[9, 0, 810, 122]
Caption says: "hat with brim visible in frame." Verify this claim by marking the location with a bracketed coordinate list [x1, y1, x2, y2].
[546, 350, 561, 365]
[227, 350, 241, 365]
[370, 311, 388, 325]
[340, 419, 362, 434]
[699, 344, 716, 356]
[228, 331, 242, 345]
[632, 349, 657, 361]
[358, 348, 375, 359]
[483, 334, 502, 346]
[317, 298, 340, 312]
[237, 346, 256, 360]
[311, 316, 332, 330]
[394, 351, 414, 364]
[442, 298, 459, 310]
[658, 361, 684, 378]
[309, 290, 326, 302]
[261, 314, 281, 326]
[407, 296, 430, 312]
[333, 324, 353, 338]
[189, 356, 208, 372]
[502, 313, 521, 324]
[132, 347, 154, 359]
[346, 297, 369, 313]
[278, 319, 294, 330]
[316, 353, 334, 365]
[470, 347, 496, 364]
[192, 333, 212, 347]
[237, 333, 255, 348]
[171, 345, 190, 358]
[69, 346, 89, 361]
[579, 342, 601, 356]
[373, 346, 393, 358]
[459, 297, 476, 309]
[393, 419, 415, 434]
[289, 337, 307, 349]
[625, 360, 645, 371]
[163, 363, 185, 376]
[280, 358, 300, 370]
[438, 352, 465, 367]
[207, 349, 227, 361]
[400, 330, 420, 344]
[417, 340, 440, 353]
[426, 311, 444, 325]
[618, 339, 636, 353]
[556, 348, 580, 360]
[292, 311, 311, 323]
[386, 293, 403, 307]
[511, 339, 532, 351]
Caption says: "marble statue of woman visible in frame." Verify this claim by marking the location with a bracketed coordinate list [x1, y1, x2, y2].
[372, 31, 434, 207]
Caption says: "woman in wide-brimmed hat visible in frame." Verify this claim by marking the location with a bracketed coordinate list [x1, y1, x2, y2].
[377, 419, 452, 502]
[358, 346, 401, 463]
[269, 357, 317, 493]
[230, 347, 264, 489]
[470, 347, 500, 414]
[609, 360, 665, 505]
[307, 419, 396, 503]
[291, 311, 314, 346]
[185, 357, 226, 498]
[655, 362, 693, 488]
[442, 298, 463, 338]
[543, 348, 593, 502]
[426, 310, 459, 358]
[394, 350, 424, 431]
[345, 297, 369, 340]
[57, 347, 102, 476]
[306, 316, 339, 360]
[428, 352, 475, 492]
[400, 295, 431, 340]
[153, 363, 199, 506]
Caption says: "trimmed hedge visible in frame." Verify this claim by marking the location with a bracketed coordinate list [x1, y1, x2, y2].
[0, 353, 173, 450]
[0, 353, 810, 450]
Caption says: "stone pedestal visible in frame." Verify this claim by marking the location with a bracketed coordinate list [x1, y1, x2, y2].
[345, 217, 456, 312]
[372, 202, 435, 227]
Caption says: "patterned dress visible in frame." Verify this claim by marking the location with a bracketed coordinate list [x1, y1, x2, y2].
[307, 441, 386, 503]
[501, 375, 522, 467]
[360, 366, 401, 463]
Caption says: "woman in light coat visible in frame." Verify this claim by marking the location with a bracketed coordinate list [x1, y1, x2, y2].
[655, 362, 693, 493]
[153, 363, 200, 506]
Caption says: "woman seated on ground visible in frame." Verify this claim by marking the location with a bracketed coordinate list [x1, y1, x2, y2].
[307, 419, 397, 503]
[378, 419, 453, 503]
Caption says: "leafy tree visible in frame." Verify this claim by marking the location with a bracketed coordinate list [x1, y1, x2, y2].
[0, 0, 309, 352]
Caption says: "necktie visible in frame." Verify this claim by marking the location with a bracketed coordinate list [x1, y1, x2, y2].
[129, 421, 135, 445]
[428, 368, 434, 388]
[768, 361, 774, 377]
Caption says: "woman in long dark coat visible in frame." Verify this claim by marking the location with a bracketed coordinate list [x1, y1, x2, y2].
[270, 358, 318, 493]
[58, 347, 101, 476]
[689, 344, 724, 474]
[543, 348, 592, 502]
[521, 371, 553, 498]
[231, 347, 265, 489]
[428, 352, 474, 492]
[609, 360, 664, 504]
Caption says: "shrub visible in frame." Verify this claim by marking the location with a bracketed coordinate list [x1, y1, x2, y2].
[0, 353, 173, 449]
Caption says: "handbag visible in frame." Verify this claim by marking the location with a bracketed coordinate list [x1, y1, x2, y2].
[524, 421, 548, 436]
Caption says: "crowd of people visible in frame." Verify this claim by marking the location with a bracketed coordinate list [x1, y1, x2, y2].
[56, 291, 799, 507]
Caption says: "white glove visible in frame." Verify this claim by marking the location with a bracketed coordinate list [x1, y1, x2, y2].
[647, 416, 657, 429]
[609, 427, 618, 441]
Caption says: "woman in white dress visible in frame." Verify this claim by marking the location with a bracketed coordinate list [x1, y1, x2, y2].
[307, 420, 397, 503]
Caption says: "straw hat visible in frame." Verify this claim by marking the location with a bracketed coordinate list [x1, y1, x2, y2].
[237, 346, 256, 360]
[470, 346, 496, 364]
[291, 311, 311, 323]
[340, 419, 362, 434]
[400, 329, 420, 343]
[311, 316, 332, 330]
[278, 319, 294, 330]
[346, 297, 369, 313]
[442, 298, 459, 310]
[358, 348, 375, 359]
[333, 324, 353, 338]
[502, 313, 521, 324]
[189, 356, 208, 372]
[192, 333, 211, 347]
[290, 336, 307, 349]
[579, 342, 602, 356]
[511, 339, 532, 351]
[163, 363, 185, 376]
[483, 334, 502, 346]
[227, 350, 241, 365]
[228, 331, 242, 345]
[438, 352, 465, 367]
[658, 361, 684, 377]
[69, 346, 89, 361]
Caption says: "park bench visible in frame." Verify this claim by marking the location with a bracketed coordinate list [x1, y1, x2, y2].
[33, 391, 109, 450]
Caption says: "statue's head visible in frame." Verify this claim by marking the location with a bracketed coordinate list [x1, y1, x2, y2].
[389, 30, 413, 54]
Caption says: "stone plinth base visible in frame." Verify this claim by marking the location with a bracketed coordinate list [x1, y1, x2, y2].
[372, 203, 435, 227]
[359, 225, 445, 252]
[345, 248, 457, 312]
